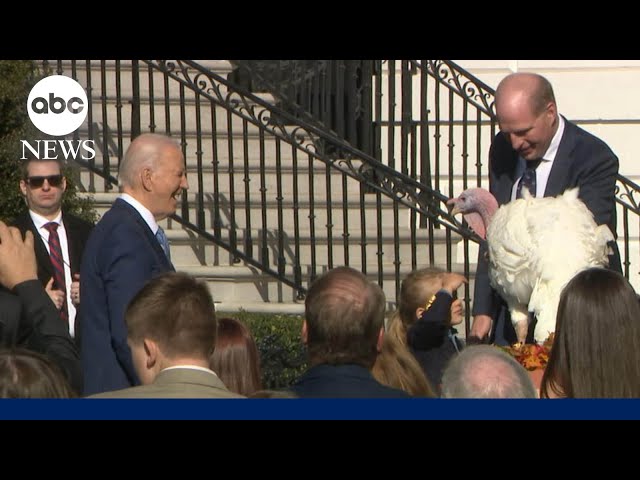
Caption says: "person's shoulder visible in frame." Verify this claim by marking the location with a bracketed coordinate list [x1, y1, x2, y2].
[63, 212, 95, 234]
[86, 209, 150, 257]
[63, 211, 94, 227]
[87, 386, 148, 398]
[565, 119, 618, 159]
[489, 132, 517, 173]
[9, 211, 31, 230]
[94, 202, 141, 233]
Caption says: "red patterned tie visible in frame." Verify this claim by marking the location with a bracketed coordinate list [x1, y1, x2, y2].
[44, 222, 68, 326]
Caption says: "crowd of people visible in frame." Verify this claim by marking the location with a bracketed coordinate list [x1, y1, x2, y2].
[0, 72, 639, 399]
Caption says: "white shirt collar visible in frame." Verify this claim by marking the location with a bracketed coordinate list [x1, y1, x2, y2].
[540, 114, 565, 163]
[162, 365, 219, 376]
[30, 210, 63, 230]
[119, 193, 159, 234]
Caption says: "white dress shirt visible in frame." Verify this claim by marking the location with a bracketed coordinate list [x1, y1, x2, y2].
[29, 210, 77, 337]
[511, 115, 566, 201]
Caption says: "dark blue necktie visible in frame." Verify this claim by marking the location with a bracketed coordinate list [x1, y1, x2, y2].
[516, 159, 542, 199]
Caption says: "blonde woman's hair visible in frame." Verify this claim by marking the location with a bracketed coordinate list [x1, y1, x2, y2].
[371, 334, 435, 397]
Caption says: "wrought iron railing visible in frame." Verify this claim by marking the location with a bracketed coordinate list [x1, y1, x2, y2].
[41, 59, 640, 332]
[613, 175, 640, 280]
[231, 60, 374, 157]
[255, 58, 639, 284]
[44, 59, 481, 331]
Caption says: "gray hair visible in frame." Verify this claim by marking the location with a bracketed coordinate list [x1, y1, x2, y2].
[118, 133, 181, 189]
[441, 345, 537, 398]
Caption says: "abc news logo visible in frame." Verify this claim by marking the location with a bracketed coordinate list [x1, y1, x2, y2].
[22, 75, 95, 160]
[31, 93, 85, 115]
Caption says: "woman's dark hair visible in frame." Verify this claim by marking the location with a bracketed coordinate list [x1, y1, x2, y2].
[210, 317, 262, 396]
[541, 268, 640, 398]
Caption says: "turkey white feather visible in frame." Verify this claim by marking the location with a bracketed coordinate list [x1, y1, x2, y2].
[448, 187, 614, 344]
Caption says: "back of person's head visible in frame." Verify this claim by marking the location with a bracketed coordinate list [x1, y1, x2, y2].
[210, 317, 262, 396]
[371, 334, 435, 397]
[541, 267, 640, 398]
[441, 345, 537, 398]
[0, 348, 74, 398]
[388, 267, 445, 345]
[118, 133, 181, 189]
[126, 272, 217, 361]
[304, 266, 385, 368]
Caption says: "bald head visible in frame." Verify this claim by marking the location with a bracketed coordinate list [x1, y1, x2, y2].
[495, 73, 556, 118]
[494, 73, 559, 161]
[118, 133, 182, 190]
[441, 345, 537, 398]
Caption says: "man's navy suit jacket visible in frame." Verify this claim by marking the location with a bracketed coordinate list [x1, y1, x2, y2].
[80, 199, 174, 395]
[472, 118, 621, 344]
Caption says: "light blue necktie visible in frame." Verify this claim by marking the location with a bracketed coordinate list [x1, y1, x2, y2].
[155, 226, 171, 260]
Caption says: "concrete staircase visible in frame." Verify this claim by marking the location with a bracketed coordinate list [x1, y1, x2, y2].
[54, 60, 472, 314]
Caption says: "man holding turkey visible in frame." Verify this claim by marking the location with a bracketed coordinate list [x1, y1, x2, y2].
[469, 72, 621, 346]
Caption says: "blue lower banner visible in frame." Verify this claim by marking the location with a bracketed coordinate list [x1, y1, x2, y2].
[0, 398, 638, 420]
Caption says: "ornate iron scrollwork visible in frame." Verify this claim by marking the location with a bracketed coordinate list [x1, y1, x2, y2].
[144, 60, 479, 243]
[417, 60, 496, 117]
[616, 177, 640, 214]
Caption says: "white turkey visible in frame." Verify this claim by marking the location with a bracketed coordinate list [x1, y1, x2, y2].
[448, 187, 614, 344]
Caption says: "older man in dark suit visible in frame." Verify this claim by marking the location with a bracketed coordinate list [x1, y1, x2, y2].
[80, 133, 188, 395]
[12, 157, 93, 346]
[471, 72, 621, 346]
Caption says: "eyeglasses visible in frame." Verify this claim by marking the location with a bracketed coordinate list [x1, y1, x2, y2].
[25, 175, 64, 188]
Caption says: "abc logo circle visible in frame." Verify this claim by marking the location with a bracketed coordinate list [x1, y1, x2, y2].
[27, 75, 88, 136]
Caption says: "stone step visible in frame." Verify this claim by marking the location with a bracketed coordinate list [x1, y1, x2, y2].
[76, 128, 304, 170]
[164, 225, 456, 268]
[88, 94, 279, 136]
[79, 163, 375, 199]
[83, 192, 403, 231]
[181, 262, 477, 314]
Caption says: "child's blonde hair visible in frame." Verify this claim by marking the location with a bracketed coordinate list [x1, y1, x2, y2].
[387, 267, 447, 347]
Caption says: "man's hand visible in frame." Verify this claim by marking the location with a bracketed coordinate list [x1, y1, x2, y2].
[70, 273, 80, 305]
[0, 221, 38, 290]
[45, 277, 65, 310]
[470, 314, 492, 340]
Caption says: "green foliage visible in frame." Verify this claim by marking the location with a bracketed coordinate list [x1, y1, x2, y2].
[220, 311, 309, 389]
[0, 60, 97, 224]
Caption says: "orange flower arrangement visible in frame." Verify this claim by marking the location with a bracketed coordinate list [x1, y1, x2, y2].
[500, 333, 555, 371]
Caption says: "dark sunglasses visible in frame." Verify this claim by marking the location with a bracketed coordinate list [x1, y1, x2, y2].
[25, 175, 64, 188]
